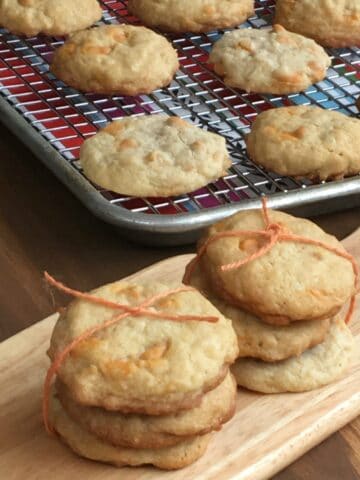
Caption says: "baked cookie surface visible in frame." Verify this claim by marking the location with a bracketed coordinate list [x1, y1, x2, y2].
[57, 372, 236, 449]
[51, 25, 179, 95]
[275, 0, 360, 47]
[48, 280, 238, 414]
[209, 25, 330, 94]
[50, 393, 211, 470]
[231, 318, 354, 393]
[246, 106, 360, 180]
[188, 262, 331, 362]
[0, 0, 102, 36]
[128, 0, 254, 33]
[197, 208, 355, 324]
[80, 115, 231, 197]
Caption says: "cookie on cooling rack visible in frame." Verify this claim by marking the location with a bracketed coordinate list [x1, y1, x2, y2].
[128, 0, 254, 33]
[79, 115, 231, 197]
[0, 0, 102, 37]
[275, 0, 360, 47]
[188, 261, 331, 362]
[246, 106, 360, 181]
[196, 208, 355, 325]
[48, 280, 238, 414]
[209, 25, 330, 94]
[232, 317, 354, 393]
[50, 392, 212, 469]
[57, 372, 236, 449]
[51, 25, 179, 95]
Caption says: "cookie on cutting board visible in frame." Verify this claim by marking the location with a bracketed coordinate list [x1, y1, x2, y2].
[194, 208, 355, 325]
[232, 317, 354, 393]
[188, 261, 331, 362]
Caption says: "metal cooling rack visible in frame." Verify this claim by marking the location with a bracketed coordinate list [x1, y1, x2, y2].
[0, 0, 359, 245]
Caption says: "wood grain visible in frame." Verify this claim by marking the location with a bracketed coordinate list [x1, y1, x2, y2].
[0, 229, 359, 480]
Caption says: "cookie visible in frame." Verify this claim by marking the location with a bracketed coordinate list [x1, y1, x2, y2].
[80, 115, 231, 197]
[209, 25, 330, 94]
[0, 0, 102, 37]
[51, 25, 179, 95]
[231, 318, 354, 393]
[57, 371, 236, 449]
[50, 392, 211, 470]
[275, 0, 360, 48]
[128, 0, 254, 33]
[246, 106, 360, 181]
[48, 280, 238, 414]
[195, 208, 355, 325]
[188, 262, 331, 362]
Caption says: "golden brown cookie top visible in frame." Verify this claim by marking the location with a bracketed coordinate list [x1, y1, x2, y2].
[246, 106, 360, 180]
[48, 280, 238, 413]
[209, 25, 330, 94]
[197, 208, 355, 324]
[275, 0, 360, 47]
[51, 25, 179, 94]
[80, 115, 231, 197]
[128, 0, 254, 33]
[0, 0, 102, 36]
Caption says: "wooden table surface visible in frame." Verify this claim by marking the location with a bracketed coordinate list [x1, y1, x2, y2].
[0, 122, 360, 479]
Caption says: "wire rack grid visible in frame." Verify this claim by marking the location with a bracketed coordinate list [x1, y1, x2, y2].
[0, 0, 359, 244]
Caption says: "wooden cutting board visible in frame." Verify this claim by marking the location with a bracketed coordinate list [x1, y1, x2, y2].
[1, 228, 360, 480]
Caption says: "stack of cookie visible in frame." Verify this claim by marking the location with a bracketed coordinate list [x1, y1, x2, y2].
[184, 207, 356, 394]
[46, 279, 239, 469]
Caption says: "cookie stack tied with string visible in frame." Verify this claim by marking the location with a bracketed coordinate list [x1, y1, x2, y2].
[184, 199, 358, 394]
[43, 276, 239, 470]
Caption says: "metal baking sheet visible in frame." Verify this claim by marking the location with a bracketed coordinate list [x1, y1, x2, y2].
[0, 0, 359, 245]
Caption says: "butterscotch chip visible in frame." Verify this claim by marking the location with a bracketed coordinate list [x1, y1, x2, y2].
[275, 0, 360, 48]
[0, 0, 102, 36]
[209, 25, 330, 94]
[80, 115, 231, 197]
[246, 106, 360, 180]
[187, 262, 331, 362]
[51, 25, 179, 95]
[50, 392, 212, 470]
[128, 0, 254, 33]
[57, 372, 236, 449]
[231, 318, 354, 393]
[48, 280, 238, 414]
[197, 208, 355, 324]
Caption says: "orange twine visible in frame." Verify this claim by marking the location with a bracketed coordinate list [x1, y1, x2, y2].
[42, 275, 218, 434]
[184, 197, 358, 324]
